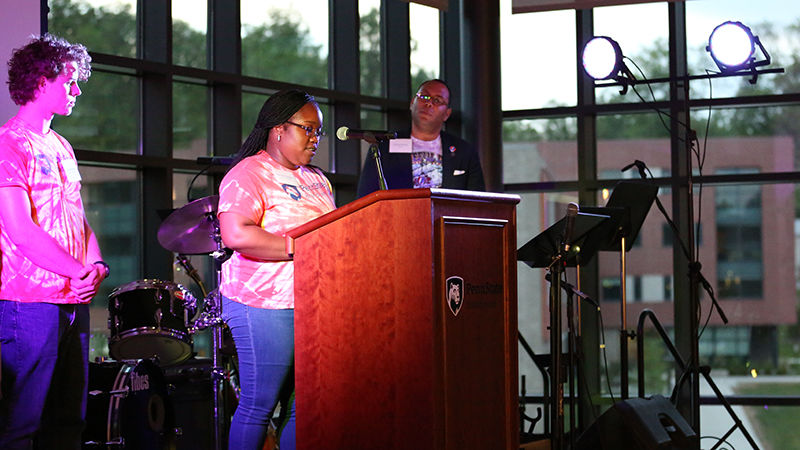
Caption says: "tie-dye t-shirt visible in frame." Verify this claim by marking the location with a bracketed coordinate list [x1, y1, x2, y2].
[218, 151, 336, 309]
[0, 116, 88, 303]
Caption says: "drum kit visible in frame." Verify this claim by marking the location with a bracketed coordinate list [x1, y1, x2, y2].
[86, 195, 234, 450]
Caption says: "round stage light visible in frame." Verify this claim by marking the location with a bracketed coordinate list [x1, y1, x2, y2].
[582, 36, 623, 80]
[708, 21, 755, 71]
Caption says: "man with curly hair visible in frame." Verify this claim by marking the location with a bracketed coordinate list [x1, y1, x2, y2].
[0, 34, 108, 449]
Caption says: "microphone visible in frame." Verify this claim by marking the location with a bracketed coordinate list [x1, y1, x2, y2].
[562, 202, 579, 254]
[197, 155, 235, 166]
[621, 160, 648, 179]
[336, 126, 397, 142]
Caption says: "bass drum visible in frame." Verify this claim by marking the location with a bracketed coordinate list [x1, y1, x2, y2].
[83, 359, 175, 449]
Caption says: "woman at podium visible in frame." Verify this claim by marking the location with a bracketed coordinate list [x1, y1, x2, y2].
[217, 89, 336, 450]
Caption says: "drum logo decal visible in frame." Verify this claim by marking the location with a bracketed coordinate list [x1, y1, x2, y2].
[446, 276, 464, 317]
[131, 372, 150, 392]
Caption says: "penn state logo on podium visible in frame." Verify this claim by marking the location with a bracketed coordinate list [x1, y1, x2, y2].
[446, 276, 464, 316]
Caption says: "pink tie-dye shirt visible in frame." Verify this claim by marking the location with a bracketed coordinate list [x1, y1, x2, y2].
[0, 116, 88, 303]
[218, 151, 336, 309]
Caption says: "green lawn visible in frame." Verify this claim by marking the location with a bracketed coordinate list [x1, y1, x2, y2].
[734, 383, 800, 450]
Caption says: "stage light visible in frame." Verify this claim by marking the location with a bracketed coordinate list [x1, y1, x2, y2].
[707, 21, 770, 75]
[582, 36, 624, 80]
[707, 21, 754, 70]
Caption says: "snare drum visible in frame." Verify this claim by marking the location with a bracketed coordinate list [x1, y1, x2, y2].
[83, 359, 175, 449]
[108, 280, 197, 366]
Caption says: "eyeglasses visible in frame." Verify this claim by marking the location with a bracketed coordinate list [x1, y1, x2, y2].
[415, 93, 449, 107]
[286, 121, 326, 138]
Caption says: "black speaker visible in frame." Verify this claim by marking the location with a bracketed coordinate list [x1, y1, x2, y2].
[573, 395, 698, 450]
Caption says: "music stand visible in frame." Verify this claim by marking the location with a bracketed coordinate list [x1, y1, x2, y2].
[588, 180, 659, 252]
[585, 180, 658, 400]
[518, 212, 609, 269]
[517, 211, 608, 449]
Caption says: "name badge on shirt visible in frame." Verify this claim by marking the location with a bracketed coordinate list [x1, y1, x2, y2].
[389, 138, 413, 153]
[59, 159, 82, 183]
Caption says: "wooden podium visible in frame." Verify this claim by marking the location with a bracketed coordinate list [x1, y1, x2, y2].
[286, 188, 520, 449]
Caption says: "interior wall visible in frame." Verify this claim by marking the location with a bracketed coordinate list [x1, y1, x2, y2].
[0, 0, 41, 122]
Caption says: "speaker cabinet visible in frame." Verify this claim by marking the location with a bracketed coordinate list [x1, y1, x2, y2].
[573, 395, 698, 450]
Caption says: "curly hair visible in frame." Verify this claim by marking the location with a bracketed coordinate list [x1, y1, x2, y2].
[7, 33, 92, 106]
[230, 89, 318, 168]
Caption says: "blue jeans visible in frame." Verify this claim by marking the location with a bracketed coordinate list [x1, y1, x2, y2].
[223, 297, 295, 450]
[0, 301, 89, 450]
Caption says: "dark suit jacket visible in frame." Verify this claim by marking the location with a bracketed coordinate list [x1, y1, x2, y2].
[356, 130, 485, 198]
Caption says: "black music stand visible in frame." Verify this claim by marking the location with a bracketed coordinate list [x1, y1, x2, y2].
[584, 180, 659, 401]
[584, 180, 659, 252]
[517, 210, 608, 449]
[518, 212, 609, 269]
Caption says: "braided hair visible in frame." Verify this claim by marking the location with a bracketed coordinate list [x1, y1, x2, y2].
[231, 89, 318, 168]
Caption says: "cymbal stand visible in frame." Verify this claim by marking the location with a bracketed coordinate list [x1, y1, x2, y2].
[210, 215, 232, 450]
[190, 213, 230, 450]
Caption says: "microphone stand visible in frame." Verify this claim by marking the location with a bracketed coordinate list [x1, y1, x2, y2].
[547, 251, 565, 450]
[367, 138, 388, 190]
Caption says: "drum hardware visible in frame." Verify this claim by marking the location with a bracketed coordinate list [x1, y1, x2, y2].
[176, 253, 209, 299]
[156, 195, 231, 450]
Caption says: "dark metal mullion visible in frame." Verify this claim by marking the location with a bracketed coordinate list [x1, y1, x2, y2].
[330, 0, 359, 205]
[503, 92, 800, 121]
[441, 1, 463, 135]
[382, 0, 411, 131]
[575, 7, 601, 433]
[460, 1, 503, 192]
[139, 0, 174, 281]
[90, 52, 410, 111]
[208, 0, 241, 167]
[668, 1, 701, 434]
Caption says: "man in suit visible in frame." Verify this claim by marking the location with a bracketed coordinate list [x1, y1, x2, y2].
[356, 79, 485, 197]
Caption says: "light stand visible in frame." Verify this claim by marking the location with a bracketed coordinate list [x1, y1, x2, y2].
[586, 33, 783, 439]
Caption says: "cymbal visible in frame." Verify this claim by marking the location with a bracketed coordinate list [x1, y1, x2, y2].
[157, 195, 221, 254]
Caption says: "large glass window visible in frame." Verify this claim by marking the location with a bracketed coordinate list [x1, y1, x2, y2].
[690, 105, 800, 175]
[172, 0, 208, 68]
[505, 3, 800, 444]
[593, 2, 670, 104]
[503, 118, 578, 183]
[240, 0, 328, 88]
[49, 0, 137, 58]
[359, 0, 382, 97]
[173, 81, 209, 160]
[500, 0, 576, 110]
[597, 112, 674, 179]
[714, 173, 764, 299]
[687, 0, 800, 99]
[54, 71, 139, 154]
[408, 2, 440, 89]
[80, 165, 140, 360]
